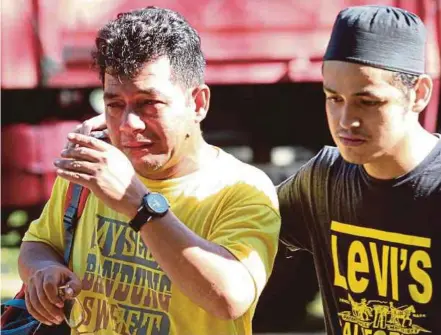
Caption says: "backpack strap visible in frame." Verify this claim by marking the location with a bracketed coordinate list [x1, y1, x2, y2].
[62, 183, 90, 266]
[2, 300, 27, 310]
[1, 182, 91, 331]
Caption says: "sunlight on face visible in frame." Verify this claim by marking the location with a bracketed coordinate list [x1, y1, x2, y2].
[322, 61, 414, 165]
[103, 57, 195, 177]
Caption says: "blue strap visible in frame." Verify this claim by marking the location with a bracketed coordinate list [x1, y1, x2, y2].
[63, 184, 84, 266]
[2, 299, 27, 310]
[1, 319, 40, 335]
[1, 184, 85, 334]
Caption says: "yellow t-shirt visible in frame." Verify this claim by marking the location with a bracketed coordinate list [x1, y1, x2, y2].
[23, 148, 280, 335]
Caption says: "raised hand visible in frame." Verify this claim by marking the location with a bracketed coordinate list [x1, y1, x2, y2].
[55, 133, 147, 218]
[65, 114, 107, 150]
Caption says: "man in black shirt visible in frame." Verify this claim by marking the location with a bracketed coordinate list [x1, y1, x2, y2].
[278, 5, 441, 335]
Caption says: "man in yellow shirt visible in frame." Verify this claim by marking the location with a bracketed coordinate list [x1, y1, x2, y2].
[18, 6, 280, 335]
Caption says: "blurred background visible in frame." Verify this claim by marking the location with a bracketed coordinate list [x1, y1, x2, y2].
[1, 0, 440, 334]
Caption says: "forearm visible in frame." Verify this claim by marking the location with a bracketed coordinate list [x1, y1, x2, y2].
[140, 211, 255, 320]
[18, 241, 65, 283]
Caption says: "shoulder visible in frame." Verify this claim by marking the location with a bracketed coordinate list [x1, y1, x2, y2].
[215, 149, 279, 209]
[217, 149, 276, 189]
[291, 146, 342, 178]
[278, 146, 342, 190]
[308, 145, 341, 172]
[51, 176, 72, 202]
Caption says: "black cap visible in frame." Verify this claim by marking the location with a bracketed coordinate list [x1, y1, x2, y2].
[323, 5, 426, 75]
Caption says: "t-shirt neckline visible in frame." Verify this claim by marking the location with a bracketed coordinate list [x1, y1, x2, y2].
[359, 134, 441, 186]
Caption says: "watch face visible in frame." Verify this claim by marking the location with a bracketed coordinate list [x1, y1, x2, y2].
[146, 193, 169, 215]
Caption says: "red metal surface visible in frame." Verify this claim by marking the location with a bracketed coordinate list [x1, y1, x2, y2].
[1, 171, 56, 207]
[1, 121, 79, 172]
[32, 0, 439, 86]
[1, 0, 39, 88]
[1, 0, 439, 128]
[1, 121, 79, 206]
[2, 0, 439, 86]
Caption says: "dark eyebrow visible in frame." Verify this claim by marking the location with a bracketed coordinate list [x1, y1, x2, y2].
[103, 92, 119, 100]
[323, 86, 382, 99]
[323, 86, 337, 94]
[353, 90, 382, 98]
[136, 88, 169, 99]
[104, 88, 170, 100]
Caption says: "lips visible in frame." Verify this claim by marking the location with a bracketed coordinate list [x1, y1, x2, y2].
[338, 136, 367, 147]
[122, 141, 154, 149]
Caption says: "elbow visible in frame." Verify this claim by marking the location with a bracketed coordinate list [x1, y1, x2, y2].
[209, 290, 254, 320]
[208, 265, 260, 320]
[215, 305, 248, 321]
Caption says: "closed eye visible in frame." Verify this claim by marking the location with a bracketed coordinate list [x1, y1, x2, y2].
[360, 99, 383, 107]
[136, 99, 163, 108]
[326, 96, 344, 103]
[106, 102, 125, 109]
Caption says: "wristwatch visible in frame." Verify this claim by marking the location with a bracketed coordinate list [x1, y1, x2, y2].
[129, 192, 170, 232]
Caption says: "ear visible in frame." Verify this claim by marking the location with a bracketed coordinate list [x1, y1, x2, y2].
[191, 84, 210, 123]
[412, 75, 433, 113]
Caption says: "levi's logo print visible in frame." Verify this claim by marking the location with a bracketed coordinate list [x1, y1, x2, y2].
[79, 215, 172, 334]
[331, 221, 432, 335]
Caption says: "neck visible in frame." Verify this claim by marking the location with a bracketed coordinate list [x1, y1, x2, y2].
[363, 126, 438, 180]
[145, 133, 217, 180]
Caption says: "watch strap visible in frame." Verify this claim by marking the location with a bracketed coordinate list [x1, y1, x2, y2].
[129, 195, 152, 232]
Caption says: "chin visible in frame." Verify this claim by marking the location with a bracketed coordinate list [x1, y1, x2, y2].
[337, 147, 371, 165]
[137, 160, 164, 172]
[132, 155, 168, 173]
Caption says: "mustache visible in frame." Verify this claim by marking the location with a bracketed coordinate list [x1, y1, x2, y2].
[122, 132, 159, 142]
[336, 130, 370, 139]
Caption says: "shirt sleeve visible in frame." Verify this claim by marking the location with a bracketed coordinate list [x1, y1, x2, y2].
[22, 176, 70, 257]
[277, 146, 339, 254]
[207, 177, 281, 298]
[277, 166, 313, 253]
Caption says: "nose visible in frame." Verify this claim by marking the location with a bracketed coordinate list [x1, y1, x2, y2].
[120, 110, 146, 134]
[339, 104, 361, 130]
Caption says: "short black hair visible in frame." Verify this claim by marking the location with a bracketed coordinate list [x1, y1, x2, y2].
[92, 6, 205, 88]
[392, 72, 419, 94]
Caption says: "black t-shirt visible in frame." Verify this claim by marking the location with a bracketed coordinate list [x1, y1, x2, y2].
[278, 138, 441, 335]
